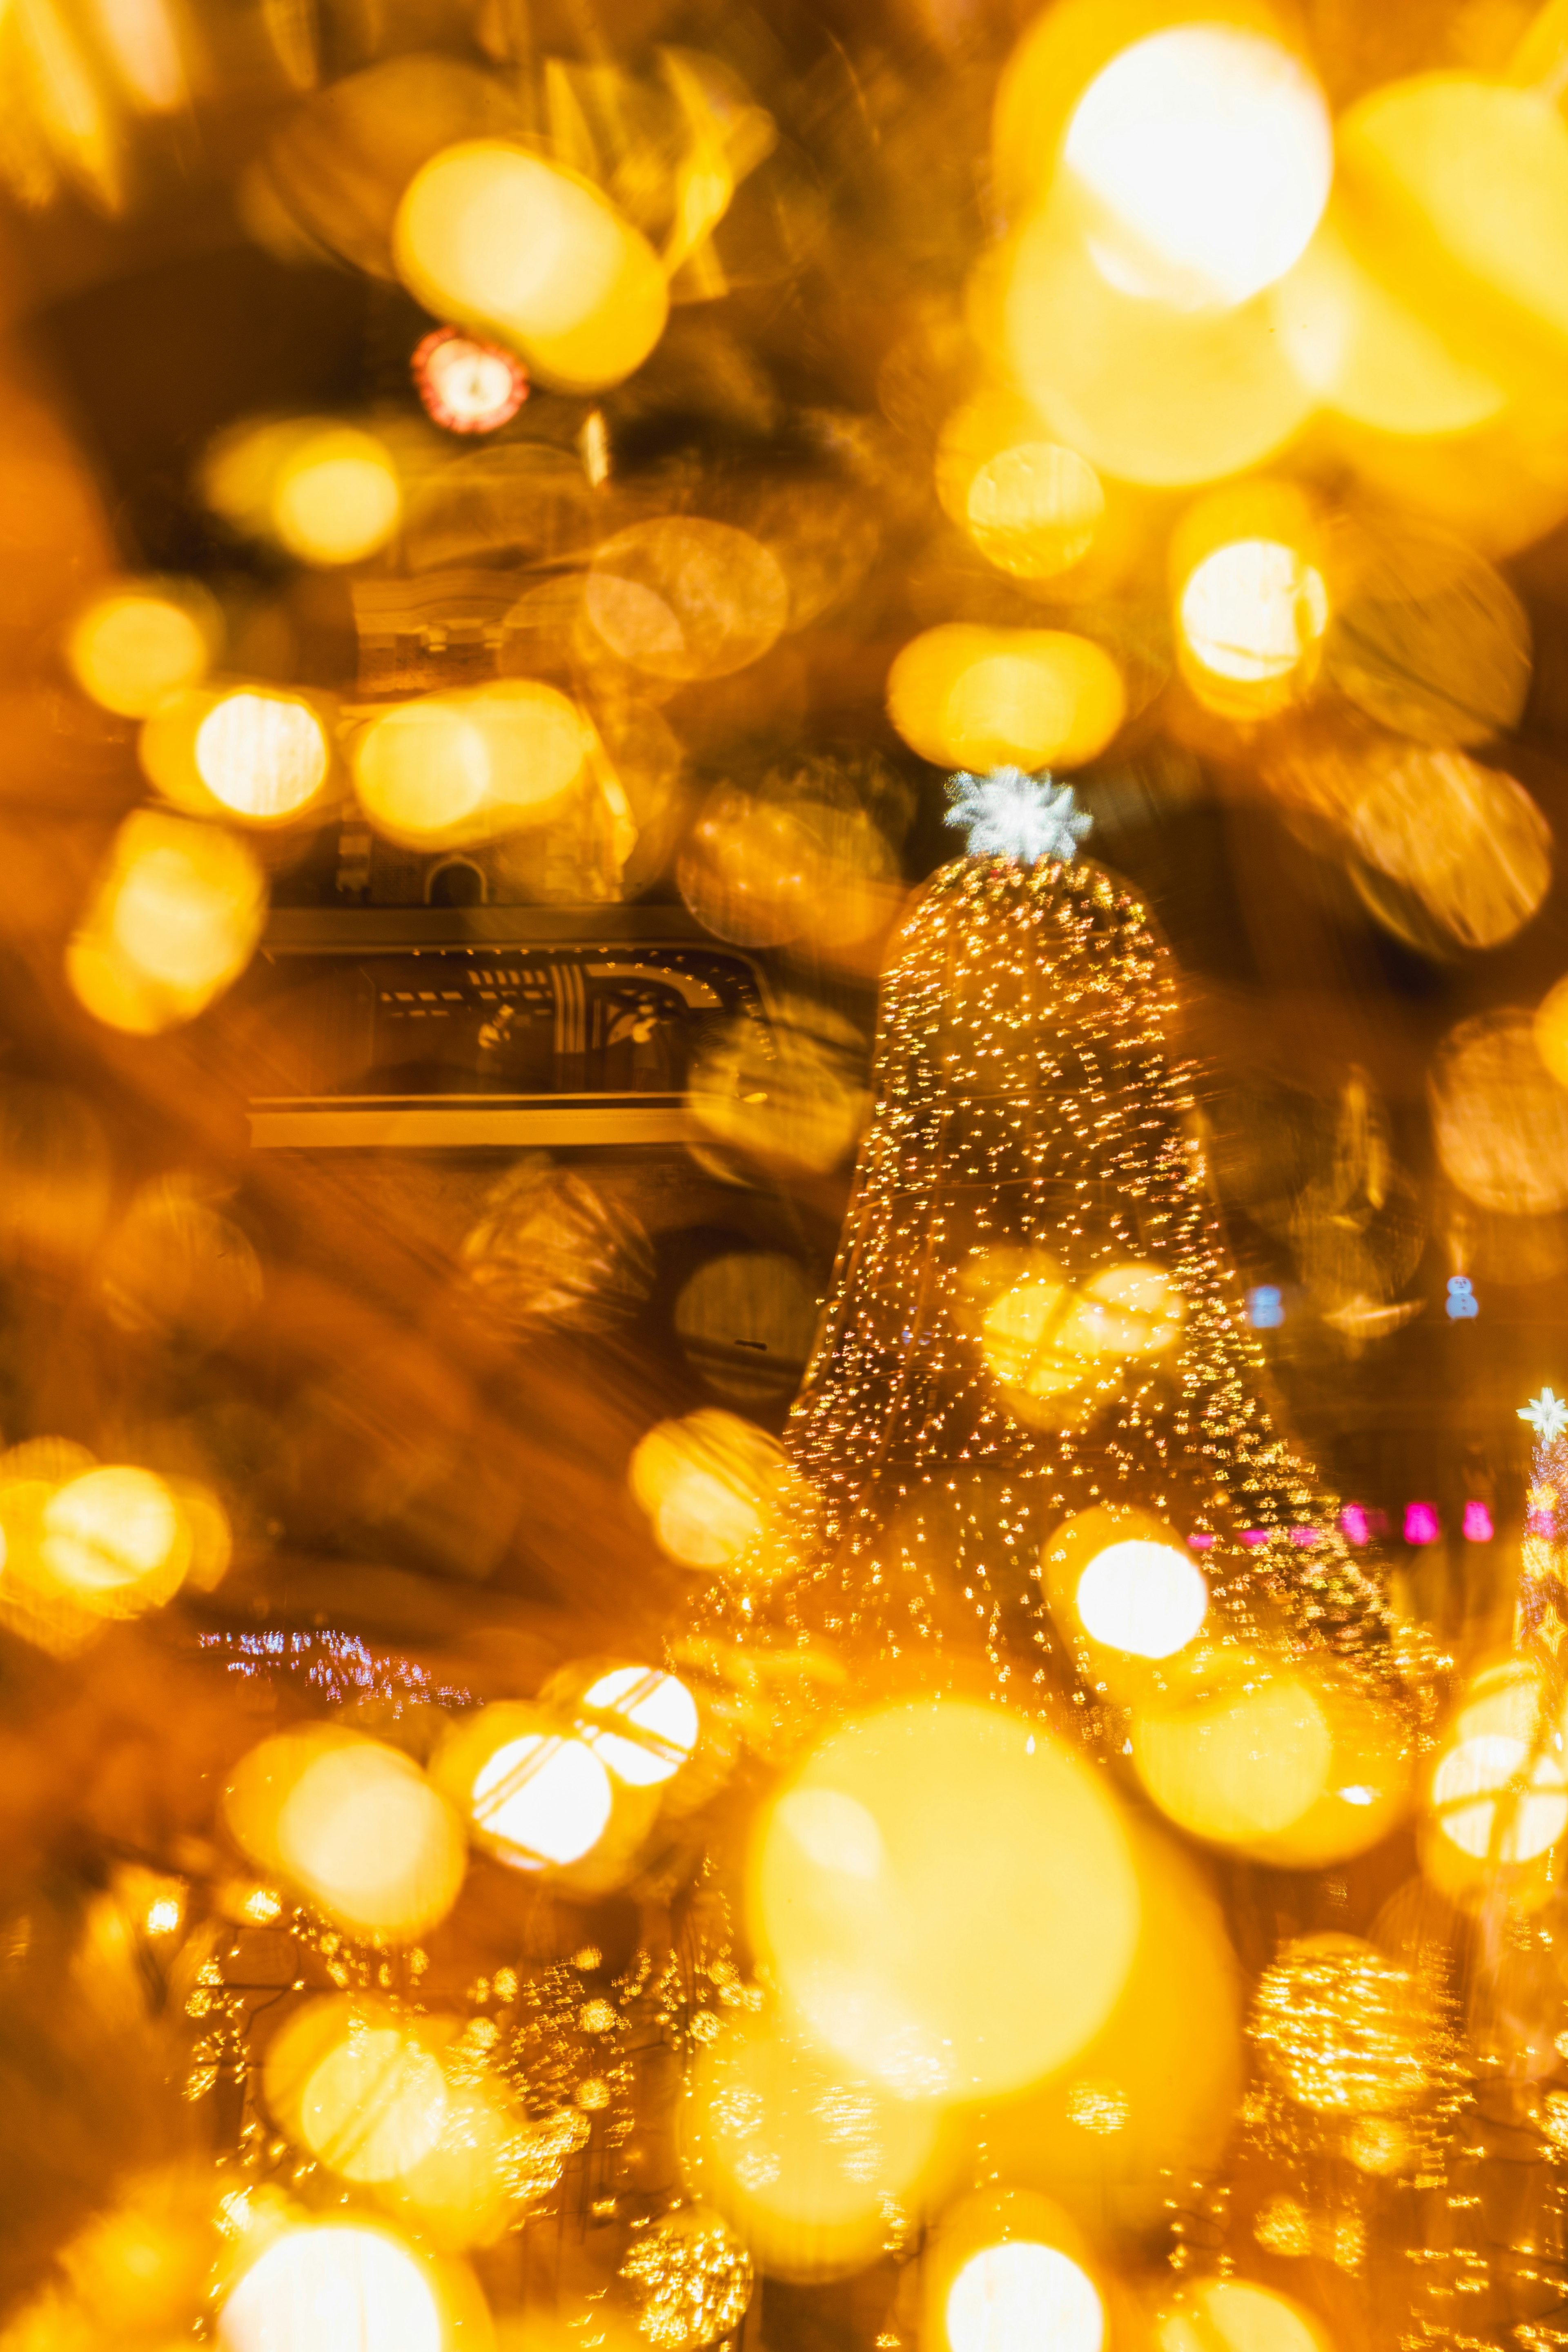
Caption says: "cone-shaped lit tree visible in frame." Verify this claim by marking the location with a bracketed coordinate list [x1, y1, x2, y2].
[725, 775, 1396, 1729]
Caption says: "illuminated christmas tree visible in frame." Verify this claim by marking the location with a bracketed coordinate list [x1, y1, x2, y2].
[717, 772, 1398, 1731]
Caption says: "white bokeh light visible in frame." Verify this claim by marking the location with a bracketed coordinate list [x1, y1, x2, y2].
[946, 2242, 1103, 2352]
[1063, 27, 1332, 310]
[1076, 1538, 1208, 1659]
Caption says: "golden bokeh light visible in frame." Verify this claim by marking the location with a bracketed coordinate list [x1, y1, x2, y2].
[265, 1996, 448, 2183]
[1134, 1662, 1330, 1847]
[1006, 205, 1314, 488]
[1250, 1933, 1439, 2114]
[353, 683, 587, 846]
[203, 416, 400, 564]
[574, 1665, 700, 1788]
[586, 520, 789, 684]
[1432, 1733, 1566, 1862]
[226, 1727, 466, 1942]
[1060, 25, 1331, 310]
[1158, 2280, 1327, 2352]
[1273, 212, 1507, 439]
[1421, 1663, 1567, 1909]
[1325, 525, 1530, 749]
[219, 2225, 445, 2352]
[750, 1699, 1140, 2102]
[1335, 74, 1568, 395]
[1537, 973, 1568, 1090]
[1430, 1012, 1568, 1216]
[38, 1465, 189, 1615]
[630, 1409, 788, 1573]
[887, 626, 1125, 774]
[973, 1824, 1240, 2225]
[682, 2011, 938, 2280]
[353, 697, 490, 841]
[1350, 746, 1550, 954]
[195, 690, 330, 821]
[969, 444, 1106, 579]
[394, 141, 668, 391]
[1076, 1539, 1207, 1660]
[68, 811, 266, 1033]
[271, 425, 402, 565]
[937, 399, 1108, 580]
[1134, 1657, 1410, 1869]
[690, 1009, 870, 1176]
[434, 1702, 613, 1870]
[66, 581, 215, 717]
[979, 1258, 1182, 1420]
[1178, 538, 1327, 716]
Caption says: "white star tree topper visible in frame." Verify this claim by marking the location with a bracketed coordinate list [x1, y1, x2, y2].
[946, 768, 1094, 864]
[1520, 1388, 1568, 1444]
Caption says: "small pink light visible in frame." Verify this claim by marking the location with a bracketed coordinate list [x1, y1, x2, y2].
[1289, 1525, 1318, 1547]
[1463, 1500, 1494, 1543]
[1241, 1528, 1269, 1548]
[1404, 1501, 1441, 1546]
[1529, 1509, 1557, 1538]
[1340, 1504, 1369, 1545]
[1187, 1533, 1215, 1550]
[413, 325, 529, 434]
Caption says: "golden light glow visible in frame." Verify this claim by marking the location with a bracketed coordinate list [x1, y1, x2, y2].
[1335, 75, 1568, 390]
[1433, 1737, 1566, 1862]
[1006, 206, 1314, 487]
[969, 444, 1106, 578]
[227, 1728, 465, 1942]
[936, 393, 1111, 583]
[1537, 973, 1568, 1089]
[352, 684, 587, 847]
[630, 1410, 787, 1572]
[1076, 1539, 1207, 1659]
[393, 141, 668, 391]
[1158, 2281, 1327, 2352]
[1431, 1012, 1568, 1217]
[980, 1259, 1183, 1410]
[1134, 1661, 1409, 1870]
[271, 426, 401, 566]
[195, 691, 330, 821]
[978, 1825, 1241, 2217]
[265, 1997, 448, 2183]
[1349, 746, 1550, 953]
[586, 520, 790, 684]
[888, 625, 1125, 775]
[1061, 26, 1331, 310]
[577, 1666, 699, 1788]
[203, 417, 399, 564]
[1422, 1663, 1568, 1907]
[1133, 1664, 1333, 1849]
[67, 583, 213, 717]
[1250, 1933, 1438, 2114]
[219, 2225, 444, 2352]
[945, 2242, 1103, 2352]
[1325, 526, 1531, 749]
[1273, 213, 1507, 438]
[68, 811, 266, 1034]
[751, 1700, 1140, 2102]
[1178, 538, 1327, 705]
[94, 0, 185, 110]
[39, 1465, 188, 1613]
[683, 2012, 938, 2280]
